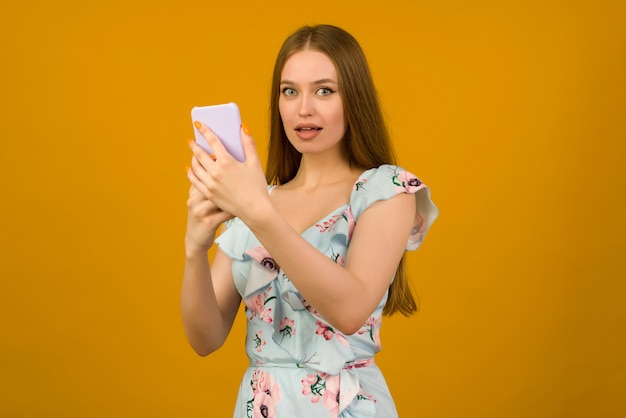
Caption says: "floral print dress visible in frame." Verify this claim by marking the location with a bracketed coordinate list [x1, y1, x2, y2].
[215, 164, 438, 418]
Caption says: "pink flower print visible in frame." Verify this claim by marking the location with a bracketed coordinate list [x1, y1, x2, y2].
[278, 317, 295, 341]
[245, 246, 279, 272]
[330, 246, 345, 266]
[353, 178, 367, 191]
[249, 369, 281, 418]
[321, 373, 340, 417]
[358, 317, 381, 350]
[246, 295, 260, 313]
[253, 330, 266, 352]
[315, 321, 349, 346]
[316, 214, 343, 233]
[245, 290, 275, 324]
[356, 387, 377, 403]
[393, 169, 422, 193]
[315, 321, 350, 347]
[344, 358, 374, 370]
[342, 207, 355, 239]
[331, 253, 345, 266]
[251, 369, 281, 398]
[301, 372, 342, 416]
[252, 392, 278, 418]
[302, 298, 320, 317]
[301, 373, 324, 403]
[315, 321, 335, 340]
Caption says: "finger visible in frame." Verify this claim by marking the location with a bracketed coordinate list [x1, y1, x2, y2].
[193, 121, 229, 160]
[187, 164, 212, 198]
[189, 198, 218, 218]
[190, 155, 206, 175]
[240, 123, 260, 166]
[188, 191, 234, 224]
[188, 182, 206, 203]
[189, 138, 217, 170]
[188, 138, 216, 162]
[188, 181, 219, 209]
[189, 156, 211, 187]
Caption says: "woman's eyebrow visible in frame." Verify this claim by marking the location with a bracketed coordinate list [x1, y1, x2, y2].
[280, 78, 338, 85]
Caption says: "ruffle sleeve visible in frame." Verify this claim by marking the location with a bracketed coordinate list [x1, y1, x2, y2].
[215, 217, 282, 301]
[350, 164, 438, 250]
[215, 217, 247, 261]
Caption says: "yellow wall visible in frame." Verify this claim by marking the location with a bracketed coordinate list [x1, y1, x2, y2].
[1, 0, 624, 416]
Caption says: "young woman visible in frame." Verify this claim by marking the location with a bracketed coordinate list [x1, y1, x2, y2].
[183, 24, 438, 418]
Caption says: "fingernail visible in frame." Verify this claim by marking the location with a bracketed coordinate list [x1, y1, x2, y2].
[185, 165, 190, 173]
[242, 122, 251, 135]
[194, 121, 202, 129]
[187, 138, 193, 147]
[209, 153, 216, 161]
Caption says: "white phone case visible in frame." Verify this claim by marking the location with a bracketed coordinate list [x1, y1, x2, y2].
[191, 102, 245, 162]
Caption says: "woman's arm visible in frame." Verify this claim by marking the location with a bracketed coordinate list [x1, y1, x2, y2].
[181, 246, 240, 356]
[180, 179, 241, 356]
[244, 192, 415, 335]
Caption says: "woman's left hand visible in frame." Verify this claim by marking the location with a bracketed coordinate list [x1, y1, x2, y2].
[188, 121, 270, 222]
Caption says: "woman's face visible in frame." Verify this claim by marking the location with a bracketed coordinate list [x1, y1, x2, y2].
[278, 50, 345, 156]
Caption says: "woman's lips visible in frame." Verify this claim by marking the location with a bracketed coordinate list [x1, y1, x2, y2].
[295, 126, 322, 140]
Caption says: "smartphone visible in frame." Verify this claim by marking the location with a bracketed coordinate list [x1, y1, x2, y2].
[191, 102, 245, 162]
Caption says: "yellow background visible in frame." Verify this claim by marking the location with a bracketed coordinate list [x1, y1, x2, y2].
[1, 0, 624, 417]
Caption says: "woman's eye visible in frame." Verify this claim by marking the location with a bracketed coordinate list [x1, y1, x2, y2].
[281, 87, 297, 96]
[316, 87, 334, 96]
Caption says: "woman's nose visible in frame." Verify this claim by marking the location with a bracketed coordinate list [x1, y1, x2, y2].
[298, 95, 314, 117]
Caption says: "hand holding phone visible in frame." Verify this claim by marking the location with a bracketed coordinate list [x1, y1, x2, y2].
[191, 102, 245, 162]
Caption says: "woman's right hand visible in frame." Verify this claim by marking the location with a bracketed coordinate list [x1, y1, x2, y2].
[184, 179, 233, 257]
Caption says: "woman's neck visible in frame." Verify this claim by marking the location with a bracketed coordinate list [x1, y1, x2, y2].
[288, 153, 360, 190]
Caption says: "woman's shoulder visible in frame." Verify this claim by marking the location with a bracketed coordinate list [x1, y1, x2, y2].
[350, 164, 439, 249]
[350, 164, 428, 202]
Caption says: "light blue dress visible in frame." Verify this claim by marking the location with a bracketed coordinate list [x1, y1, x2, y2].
[216, 164, 438, 418]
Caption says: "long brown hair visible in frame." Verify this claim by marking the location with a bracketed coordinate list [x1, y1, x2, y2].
[266, 24, 417, 316]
